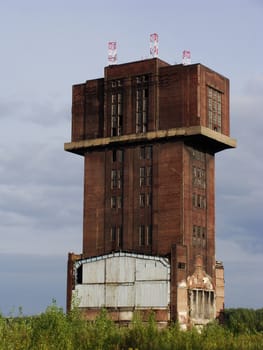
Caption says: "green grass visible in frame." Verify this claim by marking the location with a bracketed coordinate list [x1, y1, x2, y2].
[1, 302, 263, 350]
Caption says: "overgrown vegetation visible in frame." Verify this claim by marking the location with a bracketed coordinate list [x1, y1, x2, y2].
[1, 302, 263, 350]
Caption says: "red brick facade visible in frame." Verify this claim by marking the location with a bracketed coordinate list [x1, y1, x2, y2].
[65, 58, 236, 326]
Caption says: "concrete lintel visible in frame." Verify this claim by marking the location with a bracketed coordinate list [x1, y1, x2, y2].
[64, 126, 237, 155]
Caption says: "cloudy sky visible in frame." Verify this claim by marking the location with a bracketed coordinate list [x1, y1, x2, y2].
[0, 0, 262, 315]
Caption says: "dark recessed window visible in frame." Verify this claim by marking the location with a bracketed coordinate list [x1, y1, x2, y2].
[135, 75, 149, 133]
[178, 262, 186, 269]
[139, 225, 145, 246]
[111, 91, 123, 136]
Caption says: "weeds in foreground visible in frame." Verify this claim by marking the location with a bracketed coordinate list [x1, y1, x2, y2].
[1, 303, 263, 350]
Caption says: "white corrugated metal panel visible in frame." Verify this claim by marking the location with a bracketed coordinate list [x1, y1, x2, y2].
[135, 281, 169, 307]
[106, 256, 135, 283]
[74, 284, 105, 307]
[82, 259, 105, 284]
[73, 252, 171, 309]
[106, 284, 135, 307]
[136, 258, 170, 281]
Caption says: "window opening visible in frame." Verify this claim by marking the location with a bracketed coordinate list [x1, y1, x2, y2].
[111, 89, 123, 136]
[208, 87, 222, 132]
[136, 75, 149, 133]
[139, 225, 145, 246]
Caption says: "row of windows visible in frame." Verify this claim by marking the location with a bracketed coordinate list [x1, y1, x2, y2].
[110, 75, 149, 136]
[111, 146, 152, 163]
[109, 224, 207, 249]
[110, 193, 152, 209]
[111, 80, 122, 88]
[139, 225, 152, 246]
[192, 193, 206, 209]
[111, 92, 123, 136]
[193, 225, 206, 248]
[109, 225, 152, 247]
[112, 149, 123, 163]
[190, 289, 215, 320]
[140, 145, 152, 160]
[193, 166, 206, 189]
[111, 169, 122, 189]
[139, 192, 152, 208]
[110, 82, 222, 136]
[110, 225, 123, 247]
[111, 167, 152, 189]
[111, 75, 148, 88]
[140, 166, 152, 187]
[111, 196, 122, 209]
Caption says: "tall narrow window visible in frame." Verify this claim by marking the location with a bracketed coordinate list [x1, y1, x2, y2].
[193, 166, 206, 189]
[146, 166, 152, 186]
[111, 83, 123, 136]
[110, 226, 116, 241]
[117, 225, 123, 247]
[146, 225, 152, 246]
[139, 193, 145, 207]
[146, 192, 152, 207]
[111, 169, 117, 189]
[208, 87, 222, 132]
[140, 145, 152, 160]
[136, 75, 149, 133]
[112, 149, 123, 163]
[117, 169, 122, 189]
[111, 196, 122, 209]
[117, 196, 122, 209]
[111, 169, 122, 189]
[139, 225, 145, 246]
[111, 196, 117, 209]
[139, 167, 146, 187]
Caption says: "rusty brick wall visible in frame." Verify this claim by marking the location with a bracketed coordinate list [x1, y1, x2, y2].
[154, 142, 183, 255]
[83, 151, 106, 256]
[199, 65, 230, 136]
[68, 58, 232, 321]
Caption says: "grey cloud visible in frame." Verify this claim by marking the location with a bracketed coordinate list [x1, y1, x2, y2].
[0, 96, 70, 127]
[0, 138, 83, 255]
[215, 77, 263, 255]
[0, 253, 67, 315]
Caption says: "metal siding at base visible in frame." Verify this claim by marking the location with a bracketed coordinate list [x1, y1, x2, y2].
[106, 256, 135, 283]
[106, 284, 135, 307]
[136, 259, 169, 281]
[135, 281, 169, 307]
[74, 284, 105, 307]
[82, 259, 105, 284]
[74, 253, 170, 309]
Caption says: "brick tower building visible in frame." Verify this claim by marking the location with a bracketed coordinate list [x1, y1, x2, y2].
[65, 58, 236, 328]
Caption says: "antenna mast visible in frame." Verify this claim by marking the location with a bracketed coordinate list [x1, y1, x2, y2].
[150, 33, 159, 58]
[108, 41, 117, 64]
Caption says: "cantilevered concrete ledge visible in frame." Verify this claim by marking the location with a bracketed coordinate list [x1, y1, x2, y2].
[64, 126, 237, 155]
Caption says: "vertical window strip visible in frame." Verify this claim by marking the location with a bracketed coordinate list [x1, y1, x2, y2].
[111, 85, 123, 136]
[140, 167, 146, 187]
[111, 226, 116, 241]
[111, 169, 117, 189]
[136, 75, 148, 133]
[146, 225, 152, 246]
[117, 225, 123, 247]
[139, 225, 145, 246]
[207, 87, 222, 132]
[139, 193, 145, 207]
